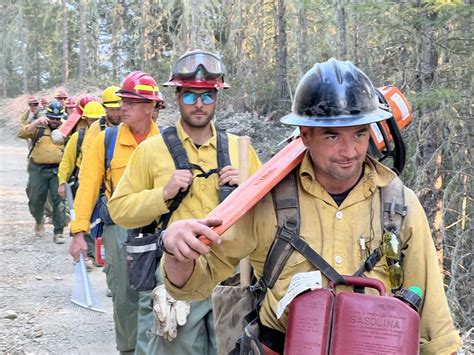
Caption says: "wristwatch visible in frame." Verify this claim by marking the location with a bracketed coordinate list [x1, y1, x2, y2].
[158, 229, 174, 256]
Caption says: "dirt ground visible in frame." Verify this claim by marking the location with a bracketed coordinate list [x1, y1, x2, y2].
[0, 139, 117, 354]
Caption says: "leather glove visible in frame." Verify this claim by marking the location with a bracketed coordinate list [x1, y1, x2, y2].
[152, 285, 191, 341]
[51, 129, 65, 145]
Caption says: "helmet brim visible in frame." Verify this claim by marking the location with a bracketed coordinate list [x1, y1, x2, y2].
[280, 108, 393, 127]
[103, 102, 121, 108]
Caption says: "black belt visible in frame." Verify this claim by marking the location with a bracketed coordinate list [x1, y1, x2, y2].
[259, 322, 285, 353]
[31, 162, 59, 169]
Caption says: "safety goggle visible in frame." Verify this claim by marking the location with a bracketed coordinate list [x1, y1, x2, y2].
[29, 103, 39, 107]
[380, 230, 403, 289]
[172, 52, 226, 79]
[181, 91, 216, 105]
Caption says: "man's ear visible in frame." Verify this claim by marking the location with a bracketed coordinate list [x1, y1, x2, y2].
[299, 126, 312, 148]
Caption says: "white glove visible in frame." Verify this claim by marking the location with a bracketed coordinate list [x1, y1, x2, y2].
[51, 129, 65, 145]
[152, 285, 191, 341]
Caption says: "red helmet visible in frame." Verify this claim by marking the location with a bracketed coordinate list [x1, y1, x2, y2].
[116, 71, 165, 102]
[77, 95, 100, 116]
[163, 50, 229, 89]
[65, 97, 77, 108]
[54, 89, 69, 99]
[27, 96, 40, 105]
[40, 97, 49, 107]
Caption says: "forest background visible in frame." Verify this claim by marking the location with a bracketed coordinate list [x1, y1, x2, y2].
[0, 0, 472, 342]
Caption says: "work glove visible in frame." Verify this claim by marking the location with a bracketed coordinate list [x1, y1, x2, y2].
[152, 285, 191, 342]
[51, 129, 65, 145]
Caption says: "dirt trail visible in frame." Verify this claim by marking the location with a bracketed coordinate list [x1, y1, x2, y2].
[0, 141, 117, 354]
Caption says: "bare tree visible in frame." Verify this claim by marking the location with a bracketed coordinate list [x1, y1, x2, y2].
[62, 0, 69, 82]
[79, 0, 87, 82]
[337, 0, 347, 59]
[275, 0, 288, 102]
[18, 0, 28, 93]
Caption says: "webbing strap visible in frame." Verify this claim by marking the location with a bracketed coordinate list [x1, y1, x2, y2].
[353, 176, 407, 277]
[100, 125, 118, 195]
[158, 126, 232, 228]
[27, 127, 45, 158]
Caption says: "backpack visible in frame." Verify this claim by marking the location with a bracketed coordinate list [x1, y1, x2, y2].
[126, 125, 236, 291]
[213, 169, 407, 355]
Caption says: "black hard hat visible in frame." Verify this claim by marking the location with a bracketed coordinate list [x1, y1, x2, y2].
[281, 58, 392, 127]
[45, 101, 65, 119]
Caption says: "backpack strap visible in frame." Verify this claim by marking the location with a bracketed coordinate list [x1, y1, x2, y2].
[216, 128, 235, 201]
[99, 116, 107, 131]
[101, 126, 119, 194]
[250, 170, 345, 304]
[354, 176, 407, 276]
[27, 127, 46, 159]
[70, 128, 86, 179]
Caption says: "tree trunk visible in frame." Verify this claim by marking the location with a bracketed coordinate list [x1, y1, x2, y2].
[337, 0, 347, 59]
[275, 0, 288, 102]
[18, 0, 28, 93]
[79, 0, 87, 82]
[0, 3, 6, 97]
[139, 0, 146, 70]
[295, 2, 307, 79]
[417, 2, 443, 271]
[62, 0, 69, 82]
[191, 0, 199, 48]
[35, 34, 41, 91]
[111, 3, 121, 82]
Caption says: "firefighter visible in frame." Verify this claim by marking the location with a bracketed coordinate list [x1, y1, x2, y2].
[68, 71, 164, 355]
[159, 59, 462, 355]
[21, 96, 41, 126]
[80, 85, 122, 160]
[54, 88, 69, 106]
[108, 50, 261, 355]
[58, 101, 106, 269]
[17, 101, 67, 243]
[64, 97, 77, 118]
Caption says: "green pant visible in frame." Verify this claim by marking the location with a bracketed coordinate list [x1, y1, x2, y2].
[135, 290, 154, 355]
[103, 224, 139, 353]
[147, 267, 217, 355]
[26, 163, 65, 234]
[85, 234, 96, 260]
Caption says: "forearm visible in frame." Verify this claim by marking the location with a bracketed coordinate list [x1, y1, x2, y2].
[163, 255, 195, 288]
[17, 125, 35, 139]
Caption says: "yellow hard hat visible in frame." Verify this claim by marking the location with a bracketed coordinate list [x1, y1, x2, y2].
[101, 85, 122, 108]
[83, 101, 106, 119]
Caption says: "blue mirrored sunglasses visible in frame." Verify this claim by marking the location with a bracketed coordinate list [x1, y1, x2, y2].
[181, 91, 216, 105]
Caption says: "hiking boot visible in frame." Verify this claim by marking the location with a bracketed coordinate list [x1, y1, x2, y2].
[85, 258, 95, 272]
[106, 288, 113, 297]
[35, 223, 45, 237]
[53, 233, 66, 244]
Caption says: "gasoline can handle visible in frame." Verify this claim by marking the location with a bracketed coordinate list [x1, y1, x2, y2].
[342, 275, 387, 296]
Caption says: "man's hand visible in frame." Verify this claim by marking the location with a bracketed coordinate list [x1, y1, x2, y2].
[152, 285, 191, 342]
[219, 165, 239, 186]
[162, 218, 223, 263]
[58, 183, 66, 198]
[33, 116, 49, 127]
[163, 170, 194, 201]
[69, 232, 88, 261]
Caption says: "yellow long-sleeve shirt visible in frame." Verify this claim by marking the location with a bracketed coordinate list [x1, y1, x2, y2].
[70, 120, 159, 234]
[162, 154, 462, 355]
[17, 124, 64, 164]
[57, 128, 88, 185]
[108, 119, 262, 229]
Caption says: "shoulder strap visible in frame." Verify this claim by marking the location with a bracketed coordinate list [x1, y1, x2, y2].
[101, 126, 119, 194]
[159, 127, 191, 229]
[99, 116, 107, 131]
[216, 129, 231, 169]
[76, 128, 86, 158]
[354, 176, 407, 276]
[105, 126, 119, 170]
[161, 126, 191, 169]
[27, 127, 46, 158]
[250, 170, 345, 302]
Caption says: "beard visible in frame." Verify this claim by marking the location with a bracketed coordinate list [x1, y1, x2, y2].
[180, 105, 216, 128]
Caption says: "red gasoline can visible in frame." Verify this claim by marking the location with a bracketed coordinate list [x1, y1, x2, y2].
[94, 237, 106, 266]
[284, 276, 420, 355]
